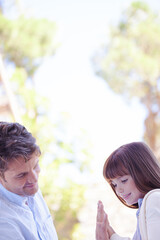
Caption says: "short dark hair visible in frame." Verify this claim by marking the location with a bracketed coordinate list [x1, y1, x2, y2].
[0, 122, 41, 174]
[103, 142, 160, 209]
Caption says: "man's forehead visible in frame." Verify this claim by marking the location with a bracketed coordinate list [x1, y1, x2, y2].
[6, 154, 39, 172]
[7, 158, 28, 172]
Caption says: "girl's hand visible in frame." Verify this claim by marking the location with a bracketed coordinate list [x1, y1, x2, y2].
[96, 201, 115, 240]
[96, 201, 110, 240]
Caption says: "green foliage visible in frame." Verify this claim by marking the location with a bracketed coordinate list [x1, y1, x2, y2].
[39, 161, 86, 240]
[93, 1, 160, 152]
[0, 13, 58, 75]
[10, 67, 91, 240]
[0, 3, 92, 239]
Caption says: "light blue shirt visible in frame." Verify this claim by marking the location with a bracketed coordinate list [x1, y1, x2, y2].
[132, 199, 143, 240]
[0, 184, 58, 240]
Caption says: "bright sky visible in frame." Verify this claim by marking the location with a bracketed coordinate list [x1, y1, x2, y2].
[21, 0, 159, 178]
[18, 1, 159, 238]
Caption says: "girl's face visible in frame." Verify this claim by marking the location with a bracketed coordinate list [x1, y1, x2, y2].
[111, 175, 145, 205]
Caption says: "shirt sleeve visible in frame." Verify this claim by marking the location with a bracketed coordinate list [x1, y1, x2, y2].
[146, 192, 160, 240]
[110, 233, 131, 240]
[0, 219, 25, 240]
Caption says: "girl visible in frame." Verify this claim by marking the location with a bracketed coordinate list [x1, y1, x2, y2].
[96, 142, 160, 240]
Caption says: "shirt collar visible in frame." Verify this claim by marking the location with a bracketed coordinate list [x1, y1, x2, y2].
[0, 183, 28, 206]
[138, 198, 143, 208]
[136, 198, 143, 217]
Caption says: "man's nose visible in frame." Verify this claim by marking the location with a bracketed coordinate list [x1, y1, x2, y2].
[28, 171, 38, 183]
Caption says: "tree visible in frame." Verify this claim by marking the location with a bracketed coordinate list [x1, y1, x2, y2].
[0, 0, 58, 123]
[93, 1, 160, 154]
[0, 1, 92, 239]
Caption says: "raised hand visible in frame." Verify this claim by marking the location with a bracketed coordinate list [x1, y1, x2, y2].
[96, 201, 110, 240]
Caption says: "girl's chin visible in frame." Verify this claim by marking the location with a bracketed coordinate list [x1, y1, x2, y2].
[125, 199, 138, 205]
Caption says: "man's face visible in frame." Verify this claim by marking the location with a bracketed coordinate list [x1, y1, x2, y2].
[0, 154, 40, 196]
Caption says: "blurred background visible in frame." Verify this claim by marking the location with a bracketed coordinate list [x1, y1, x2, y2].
[0, 0, 160, 239]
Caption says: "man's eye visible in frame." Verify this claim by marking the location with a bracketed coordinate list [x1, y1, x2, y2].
[17, 173, 26, 178]
[34, 161, 40, 170]
[34, 163, 39, 169]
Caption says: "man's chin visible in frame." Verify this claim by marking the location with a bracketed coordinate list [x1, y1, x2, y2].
[24, 185, 39, 196]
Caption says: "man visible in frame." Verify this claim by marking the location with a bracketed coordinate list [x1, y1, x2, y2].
[0, 121, 58, 240]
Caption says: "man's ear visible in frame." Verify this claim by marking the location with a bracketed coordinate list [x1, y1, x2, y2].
[0, 174, 2, 183]
[0, 172, 6, 183]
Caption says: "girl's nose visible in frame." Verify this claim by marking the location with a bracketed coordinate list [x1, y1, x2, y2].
[116, 185, 124, 194]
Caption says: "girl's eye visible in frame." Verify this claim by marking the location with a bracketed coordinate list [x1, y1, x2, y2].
[112, 183, 117, 188]
[121, 179, 128, 183]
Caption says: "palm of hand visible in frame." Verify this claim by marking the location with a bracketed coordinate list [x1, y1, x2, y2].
[96, 201, 110, 240]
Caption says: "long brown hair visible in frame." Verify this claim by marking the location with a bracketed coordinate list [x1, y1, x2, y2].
[103, 142, 160, 208]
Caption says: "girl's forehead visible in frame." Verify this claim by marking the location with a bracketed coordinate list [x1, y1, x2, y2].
[105, 161, 129, 179]
[111, 176, 122, 182]
[111, 174, 130, 182]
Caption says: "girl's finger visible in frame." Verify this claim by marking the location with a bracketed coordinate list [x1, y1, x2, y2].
[96, 201, 104, 222]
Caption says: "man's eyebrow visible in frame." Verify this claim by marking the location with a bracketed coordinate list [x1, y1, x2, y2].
[12, 159, 39, 175]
